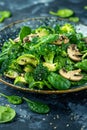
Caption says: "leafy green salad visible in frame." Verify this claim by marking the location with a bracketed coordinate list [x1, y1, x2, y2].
[0, 22, 87, 90]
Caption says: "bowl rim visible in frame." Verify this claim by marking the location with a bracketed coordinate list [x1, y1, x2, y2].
[0, 16, 87, 94]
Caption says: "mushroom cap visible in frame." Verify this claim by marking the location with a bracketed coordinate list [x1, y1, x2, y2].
[67, 44, 82, 61]
[53, 35, 69, 45]
[59, 69, 83, 81]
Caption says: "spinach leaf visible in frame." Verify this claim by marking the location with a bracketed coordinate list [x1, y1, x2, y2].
[0, 11, 11, 23]
[49, 9, 74, 18]
[19, 26, 31, 41]
[0, 106, 16, 123]
[75, 59, 87, 71]
[0, 93, 22, 105]
[23, 97, 50, 114]
[48, 72, 71, 90]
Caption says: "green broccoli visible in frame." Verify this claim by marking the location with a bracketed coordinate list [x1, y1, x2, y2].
[14, 76, 27, 86]
[25, 72, 44, 90]
[38, 44, 59, 71]
[33, 63, 49, 81]
[35, 26, 51, 37]
[60, 23, 75, 34]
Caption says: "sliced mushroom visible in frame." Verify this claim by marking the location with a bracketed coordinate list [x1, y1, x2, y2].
[23, 33, 38, 43]
[67, 44, 82, 61]
[53, 35, 69, 45]
[14, 37, 20, 43]
[59, 69, 83, 81]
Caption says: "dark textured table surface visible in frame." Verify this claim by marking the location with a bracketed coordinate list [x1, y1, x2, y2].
[0, 0, 87, 130]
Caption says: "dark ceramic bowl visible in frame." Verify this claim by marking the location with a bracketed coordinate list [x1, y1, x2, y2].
[0, 17, 87, 94]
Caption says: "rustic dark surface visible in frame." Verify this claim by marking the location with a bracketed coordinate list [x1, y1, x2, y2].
[0, 0, 87, 130]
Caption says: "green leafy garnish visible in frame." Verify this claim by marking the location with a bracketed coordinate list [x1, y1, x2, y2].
[23, 97, 50, 114]
[0, 11, 11, 23]
[0, 93, 22, 105]
[0, 106, 16, 123]
[75, 59, 87, 71]
[49, 8, 74, 18]
[19, 26, 31, 41]
[0, 21, 87, 91]
[48, 72, 71, 90]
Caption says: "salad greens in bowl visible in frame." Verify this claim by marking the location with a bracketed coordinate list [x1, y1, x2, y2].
[0, 17, 87, 94]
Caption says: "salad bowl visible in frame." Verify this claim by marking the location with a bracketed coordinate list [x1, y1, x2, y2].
[0, 17, 87, 94]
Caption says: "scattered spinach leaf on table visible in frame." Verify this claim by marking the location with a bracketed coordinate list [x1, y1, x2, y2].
[0, 93, 23, 105]
[49, 8, 74, 18]
[49, 8, 80, 23]
[23, 97, 50, 114]
[0, 106, 16, 123]
[0, 11, 11, 23]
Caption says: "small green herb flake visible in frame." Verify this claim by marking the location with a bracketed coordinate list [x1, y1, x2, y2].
[0, 106, 16, 123]
[69, 17, 79, 23]
[49, 8, 74, 18]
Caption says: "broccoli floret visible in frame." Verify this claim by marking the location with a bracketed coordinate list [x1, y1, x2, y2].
[43, 62, 58, 71]
[39, 44, 57, 63]
[14, 76, 27, 86]
[35, 27, 50, 37]
[38, 44, 59, 71]
[29, 81, 44, 89]
[25, 71, 52, 90]
[60, 23, 75, 34]
[35, 26, 54, 37]
[33, 63, 49, 81]
[24, 64, 34, 72]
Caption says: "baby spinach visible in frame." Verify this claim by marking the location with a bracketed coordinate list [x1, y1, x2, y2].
[49, 9, 74, 18]
[75, 59, 87, 71]
[69, 17, 79, 23]
[0, 93, 22, 105]
[0, 106, 16, 123]
[48, 72, 71, 90]
[23, 97, 50, 114]
[19, 26, 31, 41]
[0, 11, 11, 22]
